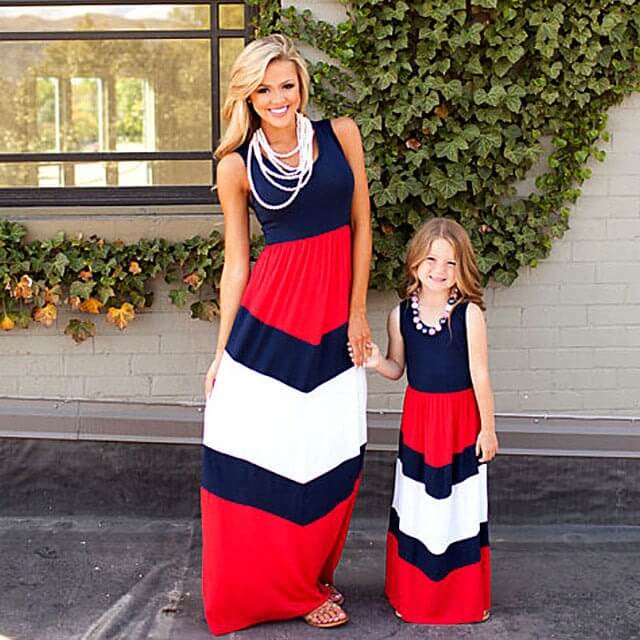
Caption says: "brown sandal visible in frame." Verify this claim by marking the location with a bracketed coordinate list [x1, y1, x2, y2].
[322, 582, 345, 605]
[304, 599, 349, 629]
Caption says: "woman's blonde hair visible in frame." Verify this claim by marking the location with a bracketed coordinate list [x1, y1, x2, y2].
[404, 217, 485, 310]
[215, 34, 310, 159]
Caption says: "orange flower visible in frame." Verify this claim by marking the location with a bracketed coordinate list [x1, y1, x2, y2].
[33, 303, 57, 327]
[79, 298, 103, 315]
[0, 314, 15, 331]
[128, 261, 142, 275]
[13, 275, 33, 300]
[79, 269, 93, 281]
[183, 272, 201, 287]
[44, 285, 62, 305]
[106, 303, 135, 330]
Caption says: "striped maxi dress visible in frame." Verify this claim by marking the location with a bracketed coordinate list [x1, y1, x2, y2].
[201, 119, 367, 636]
[385, 299, 491, 624]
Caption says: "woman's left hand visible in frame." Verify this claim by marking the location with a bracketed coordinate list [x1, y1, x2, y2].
[347, 312, 372, 367]
[476, 429, 498, 463]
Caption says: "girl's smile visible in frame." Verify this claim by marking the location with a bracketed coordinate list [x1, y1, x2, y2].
[416, 238, 457, 294]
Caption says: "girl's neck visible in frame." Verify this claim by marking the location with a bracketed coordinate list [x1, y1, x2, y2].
[417, 287, 451, 307]
[259, 120, 297, 151]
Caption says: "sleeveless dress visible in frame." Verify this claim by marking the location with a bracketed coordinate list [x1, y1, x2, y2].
[385, 300, 491, 623]
[201, 119, 367, 636]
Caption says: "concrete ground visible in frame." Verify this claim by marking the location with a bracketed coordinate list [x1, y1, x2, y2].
[2, 516, 640, 640]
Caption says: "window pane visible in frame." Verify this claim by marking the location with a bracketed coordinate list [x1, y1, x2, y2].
[0, 39, 211, 153]
[219, 37, 244, 135]
[0, 5, 210, 32]
[0, 160, 211, 187]
[219, 4, 244, 29]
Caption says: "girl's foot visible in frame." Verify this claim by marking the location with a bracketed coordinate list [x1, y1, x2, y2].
[481, 609, 491, 622]
[321, 582, 344, 605]
[304, 600, 349, 629]
[394, 610, 403, 620]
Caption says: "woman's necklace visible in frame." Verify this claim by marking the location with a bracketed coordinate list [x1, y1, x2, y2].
[247, 111, 315, 211]
[410, 288, 459, 336]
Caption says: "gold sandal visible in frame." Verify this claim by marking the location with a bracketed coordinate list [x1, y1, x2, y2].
[304, 599, 349, 629]
[322, 582, 345, 605]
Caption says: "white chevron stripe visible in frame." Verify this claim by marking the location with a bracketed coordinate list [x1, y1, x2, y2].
[392, 459, 488, 555]
[203, 351, 367, 484]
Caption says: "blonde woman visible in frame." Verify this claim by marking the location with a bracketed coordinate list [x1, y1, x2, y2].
[201, 34, 372, 635]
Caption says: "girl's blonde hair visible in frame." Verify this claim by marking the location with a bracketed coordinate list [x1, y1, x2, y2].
[215, 34, 310, 159]
[405, 217, 485, 310]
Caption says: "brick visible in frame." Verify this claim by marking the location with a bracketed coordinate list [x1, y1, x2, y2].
[618, 94, 640, 109]
[366, 371, 405, 394]
[616, 369, 640, 389]
[485, 306, 522, 328]
[529, 349, 594, 369]
[542, 242, 572, 262]
[491, 370, 553, 392]
[0, 355, 63, 377]
[582, 390, 637, 411]
[596, 262, 640, 283]
[573, 240, 639, 262]
[490, 349, 528, 370]
[0, 335, 92, 355]
[387, 394, 405, 411]
[367, 394, 392, 411]
[607, 108, 640, 129]
[493, 391, 519, 413]
[609, 175, 640, 196]
[0, 377, 18, 395]
[18, 376, 84, 398]
[160, 333, 216, 354]
[607, 219, 640, 239]
[564, 219, 608, 240]
[522, 306, 587, 327]
[579, 176, 608, 196]
[559, 284, 626, 305]
[594, 349, 640, 368]
[64, 355, 130, 376]
[132, 354, 209, 376]
[552, 369, 617, 390]
[613, 131, 640, 152]
[559, 327, 628, 348]
[627, 285, 640, 303]
[93, 335, 159, 354]
[518, 390, 584, 411]
[588, 305, 640, 326]
[85, 376, 151, 398]
[487, 328, 559, 349]
[572, 196, 636, 219]
[151, 375, 203, 397]
[528, 263, 595, 284]
[590, 153, 640, 176]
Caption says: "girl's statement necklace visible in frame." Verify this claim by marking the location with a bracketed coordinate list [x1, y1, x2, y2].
[247, 111, 314, 211]
[410, 288, 459, 336]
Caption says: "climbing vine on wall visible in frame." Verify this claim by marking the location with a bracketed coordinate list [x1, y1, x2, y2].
[250, 0, 640, 288]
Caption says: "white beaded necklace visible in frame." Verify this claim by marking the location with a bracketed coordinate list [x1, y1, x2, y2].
[247, 111, 315, 211]
[410, 288, 459, 336]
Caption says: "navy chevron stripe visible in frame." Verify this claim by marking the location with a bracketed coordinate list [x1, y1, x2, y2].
[389, 508, 489, 582]
[399, 436, 480, 500]
[202, 444, 365, 526]
[226, 306, 352, 393]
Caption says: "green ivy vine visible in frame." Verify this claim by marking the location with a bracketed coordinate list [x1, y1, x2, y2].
[250, 0, 640, 287]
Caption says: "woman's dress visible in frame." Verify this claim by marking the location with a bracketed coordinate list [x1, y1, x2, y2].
[201, 119, 367, 636]
[385, 300, 490, 623]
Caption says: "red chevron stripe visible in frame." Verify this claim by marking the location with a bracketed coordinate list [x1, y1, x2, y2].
[201, 479, 359, 636]
[241, 225, 351, 345]
[385, 533, 491, 624]
[400, 386, 481, 468]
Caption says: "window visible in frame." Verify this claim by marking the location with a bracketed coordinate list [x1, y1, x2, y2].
[0, 1, 254, 206]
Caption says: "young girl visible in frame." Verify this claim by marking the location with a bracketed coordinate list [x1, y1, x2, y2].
[365, 217, 497, 624]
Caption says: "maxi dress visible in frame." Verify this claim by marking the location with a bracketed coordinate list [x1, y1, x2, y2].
[385, 300, 491, 623]
[200, 119, 367, 636]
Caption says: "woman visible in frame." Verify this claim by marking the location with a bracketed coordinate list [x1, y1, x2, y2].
[200, 34, 372, 635]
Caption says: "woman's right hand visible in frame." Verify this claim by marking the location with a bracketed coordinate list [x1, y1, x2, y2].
[204, 353, 223, 399]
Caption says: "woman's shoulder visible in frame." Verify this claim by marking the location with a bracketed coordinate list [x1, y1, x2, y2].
[328, 116, 361, 141]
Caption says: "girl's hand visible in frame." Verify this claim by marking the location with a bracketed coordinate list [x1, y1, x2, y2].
[363, 341, 381, 369]
[347, 312, 372, 367]
[204, 353, 223, 399]
[476, 429, 498, 463]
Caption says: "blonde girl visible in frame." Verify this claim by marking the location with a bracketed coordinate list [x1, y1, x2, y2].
[201, 34, 372, 635]
[365, 217, 497, 623]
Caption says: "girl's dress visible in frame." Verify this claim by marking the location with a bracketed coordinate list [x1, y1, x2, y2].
[201, 119, 367, 636]
[385, 300, 490, 623]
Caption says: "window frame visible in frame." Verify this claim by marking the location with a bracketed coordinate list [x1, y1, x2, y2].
[0, 0, 255, 206]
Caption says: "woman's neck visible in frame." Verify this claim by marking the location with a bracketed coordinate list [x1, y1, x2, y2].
[259, 120, 297, 152]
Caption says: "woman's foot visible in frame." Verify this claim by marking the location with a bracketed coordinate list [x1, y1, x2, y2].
[394, 610, 403, 620]
[321, 582, 344, 605]
[481, 609, 491, 622]
[304, 599, 349, 628]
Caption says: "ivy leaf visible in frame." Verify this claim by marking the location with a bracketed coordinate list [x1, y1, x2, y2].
[435, 137, 469, 162]
[429, 168, 466, 199]
[190, 300, 219, 322]
[169, 288, 188, 308]
[64, 319, 96, 344]
[69, 280, 95, 299]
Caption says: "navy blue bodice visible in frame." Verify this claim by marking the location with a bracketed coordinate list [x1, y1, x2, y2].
[400, 299, 472, 393]
[236, 119, 354, 245]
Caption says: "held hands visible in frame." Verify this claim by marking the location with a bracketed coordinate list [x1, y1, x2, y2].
[363, 341, 381, 369]
[347, 312, 372, 367]
[476, 429, 498, 463]
[204, 353, 223, 399]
